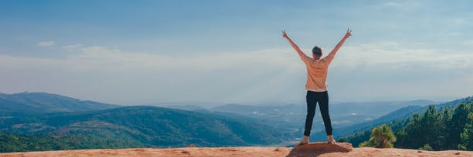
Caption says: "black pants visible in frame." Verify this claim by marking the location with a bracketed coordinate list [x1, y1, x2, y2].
[303, 91, 333, 136]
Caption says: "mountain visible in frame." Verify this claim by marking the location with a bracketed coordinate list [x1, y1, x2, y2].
[309, 99, 469, 141]
[329, 100, 437, 117]
[328, 105, 422, 145]
[164, 104, 206, 111]
[0, 106, 287, 151]
[205, 100, 437, 141]
[209, 104, 305, 138]
[211, 100, 437, 116]
[211, 104, 299, 113]
[143, 101, 222, 109]
[210, 100, 437, 125]
[0, 92, 119, 114]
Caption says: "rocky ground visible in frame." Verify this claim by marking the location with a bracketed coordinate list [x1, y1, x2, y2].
[1, 147, 472, 157]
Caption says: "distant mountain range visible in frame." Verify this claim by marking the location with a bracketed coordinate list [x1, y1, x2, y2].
[0, 92, 119, 114]
[0, 106, 286, 147]
[159, 100, 438, 141]
[0, 92, 288, 152]
[0, 91, 459, 152]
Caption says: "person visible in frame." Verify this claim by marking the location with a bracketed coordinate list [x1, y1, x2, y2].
[282, 29, 352, 145]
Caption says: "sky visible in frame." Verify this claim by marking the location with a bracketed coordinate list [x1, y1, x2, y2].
[1, 0, 472, 106]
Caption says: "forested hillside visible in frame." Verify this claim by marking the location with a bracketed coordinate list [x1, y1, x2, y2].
[395, 98, 473, 150]
[0, 106, 287, 152]
[340, 96, 473, 150]
[0, 131, 144, 152]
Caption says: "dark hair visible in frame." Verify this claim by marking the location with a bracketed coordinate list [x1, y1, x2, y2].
[312, 46, 322, 56]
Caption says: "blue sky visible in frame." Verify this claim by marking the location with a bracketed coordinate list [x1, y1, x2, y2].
[1, 0, 472, 105]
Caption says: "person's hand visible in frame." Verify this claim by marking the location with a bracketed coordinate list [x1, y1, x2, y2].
[282, 30, 288, 38]
[344, 29, 352, 39]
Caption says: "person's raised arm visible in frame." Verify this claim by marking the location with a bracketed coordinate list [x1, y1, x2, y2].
[282, 30, 309, 61]
[328, 29, 352, 58]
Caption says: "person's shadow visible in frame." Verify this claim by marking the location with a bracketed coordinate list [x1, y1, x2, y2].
[285, 149, 348, 157]
[285, 142, 352, 157]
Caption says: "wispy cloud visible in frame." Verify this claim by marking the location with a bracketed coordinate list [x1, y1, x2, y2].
[62, 44, 83, 50]
[380, 0, 422, 9]
[338, 42, 473, 69]
[36, 41, 56, 47]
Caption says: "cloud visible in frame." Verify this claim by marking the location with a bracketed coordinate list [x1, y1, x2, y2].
[36, 41, 56, 47]
[336, 42, 473, 69]
[463, 40, 473, 46]
[327, 41, 473, 101]
[68, 46, 300, 71]
[62, 44, 83, 50]
[380, 0, 422, 9]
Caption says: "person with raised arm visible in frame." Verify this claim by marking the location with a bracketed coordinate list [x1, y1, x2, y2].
[282, 29, 352, 145]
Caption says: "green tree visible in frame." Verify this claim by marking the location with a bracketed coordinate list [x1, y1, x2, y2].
[360, 124, 396, 148]
[459, 112, 473, 150]
[395, 105, 446, 150]
[447, 103, 473, 149]
[420, 144, 433, 151]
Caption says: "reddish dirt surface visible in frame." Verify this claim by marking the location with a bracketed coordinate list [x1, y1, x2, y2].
[1, 147, 472, 157]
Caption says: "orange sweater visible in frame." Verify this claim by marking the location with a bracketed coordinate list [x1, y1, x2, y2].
[299, 52, 335, 92]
